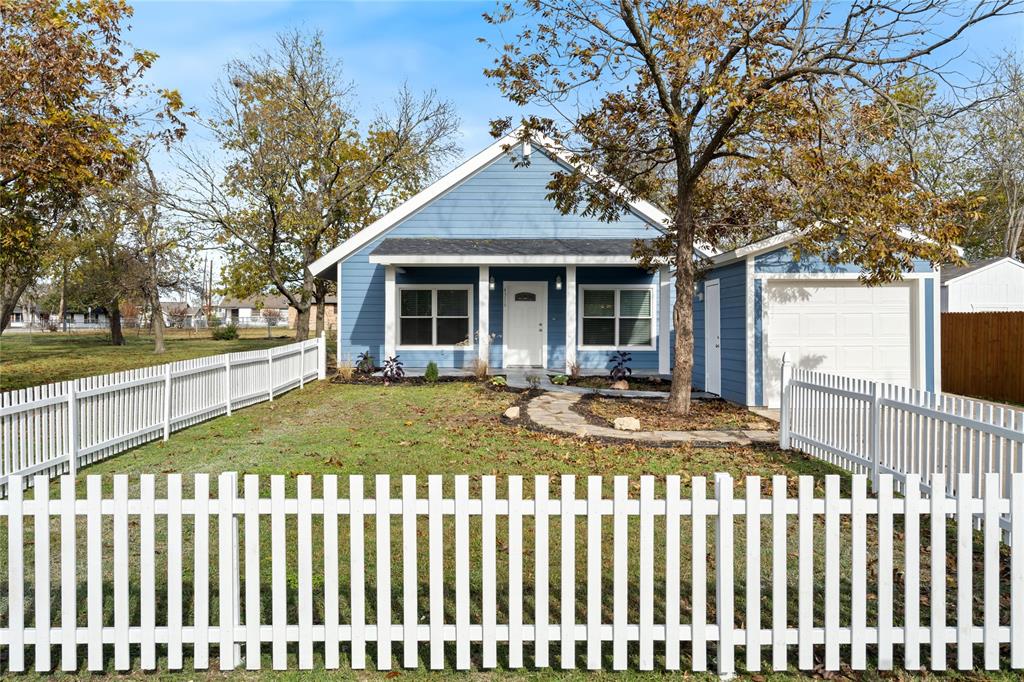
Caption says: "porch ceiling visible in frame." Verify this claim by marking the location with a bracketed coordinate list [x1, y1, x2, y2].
[368, 237, 658, 265]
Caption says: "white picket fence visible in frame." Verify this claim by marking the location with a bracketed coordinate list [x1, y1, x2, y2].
[0, 335, 326, 491]
[1, 472, 1022, 674]
[779, 361, 1024, 527]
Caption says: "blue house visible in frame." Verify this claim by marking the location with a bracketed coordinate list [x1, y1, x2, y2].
[312, 131, 941, 407]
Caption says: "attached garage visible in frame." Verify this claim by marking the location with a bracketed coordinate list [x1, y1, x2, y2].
[761, 280, 915, 408]
[691, 231, 941, 407]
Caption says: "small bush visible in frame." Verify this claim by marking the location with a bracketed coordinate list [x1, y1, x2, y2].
[211, 324, 239, 340]
[424, 361, 439, 383]
[526, 374, 542, 389]
[336, 360, 355, 381]
[471, 358, 489, 379]
[551, 374, 568, 385]
[355, 351, 375, 374]
[382, 355, 404, 383]
[490, 375, 507, 387]
[609, 350, 632, 381]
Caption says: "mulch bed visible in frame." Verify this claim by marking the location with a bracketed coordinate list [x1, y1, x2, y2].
[574, 394, 776, 432]
[565, 375, 671, 392]
[330, 372, 525, 393]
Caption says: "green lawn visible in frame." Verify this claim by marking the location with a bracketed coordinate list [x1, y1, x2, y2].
[0, 381, 1014, 679]
[0, 329, 299, 391]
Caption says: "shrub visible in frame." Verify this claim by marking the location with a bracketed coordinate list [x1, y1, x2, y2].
[490, 375, 508, 387]
[382, 355, 404, 383]
[551, 374, 568, 385]
[609, 350, 632, 381]
[355, 351, 375, 374]
[567, 361, 581, 379]
[336, 360, 355, 381]
[526, 374, 542, 389]
[471, 357, 489, 379]
[424, 361, 440, 383]
[211, 324, 239, 340]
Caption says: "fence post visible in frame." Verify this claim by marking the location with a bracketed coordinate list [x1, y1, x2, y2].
[318, 331, 327, 380]
[779, 353, 792, 450]
[266, 348, 274, 401]
[224, 355, 232, 416]
[870, 381, 881, 493]
[163, 365, 172, 441]
[67, 383, 78, 477]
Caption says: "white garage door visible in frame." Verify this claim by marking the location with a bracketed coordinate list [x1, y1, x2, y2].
[763, 281, 914, 407]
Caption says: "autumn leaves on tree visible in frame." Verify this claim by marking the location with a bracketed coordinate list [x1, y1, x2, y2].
[482, 0, 1016, 413]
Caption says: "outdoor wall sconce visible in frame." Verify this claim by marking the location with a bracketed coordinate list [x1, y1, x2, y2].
[555, 275, 563, 290]
[489, 275, 495, 291]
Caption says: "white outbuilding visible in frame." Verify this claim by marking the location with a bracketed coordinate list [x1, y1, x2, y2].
[940, 256, 1024, 312]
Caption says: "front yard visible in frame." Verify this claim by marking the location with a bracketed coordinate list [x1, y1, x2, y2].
[1, 380, 1013, 679]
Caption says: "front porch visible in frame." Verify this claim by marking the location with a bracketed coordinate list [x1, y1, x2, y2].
[369, 238, 674, 375]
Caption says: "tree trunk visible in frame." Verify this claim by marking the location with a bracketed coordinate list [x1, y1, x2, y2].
[59, 262, 68, 332]
[150, 292, 166, 353]
[109, 299, 124, 346]
[0, 274, 32, 335]
[667, 195, 697, 415]
[294, 305, 311, 341]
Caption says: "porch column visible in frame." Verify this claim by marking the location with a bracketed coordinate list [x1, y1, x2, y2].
[658, 265, 671, 376]
[565, 265, 577, 371]
[478, 266, 489, 367]
[384, 265, 396, 360]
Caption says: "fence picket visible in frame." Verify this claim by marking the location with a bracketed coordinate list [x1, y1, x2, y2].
[0, 471, 1020, 674]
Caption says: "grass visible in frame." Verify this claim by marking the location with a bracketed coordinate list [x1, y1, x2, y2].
[0, 328, 300, 391]
[0, 381, 1015, 679]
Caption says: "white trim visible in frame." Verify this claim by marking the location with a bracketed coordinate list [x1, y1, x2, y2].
[478, 267, 489, 365]
[744, 256, 757, 405]
[342, 260, 350, 360]
[565, 266, 577, 370]
[368, 254, 669, 266]
[311, 129, 695, 277]
[932, 270, 942, 393]
[394, 284, 475, 351]
[941, 256, 1024, 286]
[502, 281, 549, 368]
[915, 277, 927, 389]
[658, 265, 671, 375]
[577, 284, 657, 352]
[384, 266, 396, 359]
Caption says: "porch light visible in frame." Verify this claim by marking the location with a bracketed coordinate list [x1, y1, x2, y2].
[555, 275, 563, 290]
[489, 275, 495, 291]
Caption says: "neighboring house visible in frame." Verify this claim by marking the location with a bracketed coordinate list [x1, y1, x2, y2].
[7, 304, 41, 328]
[160, 301, 205, 329]
[63, 307, 109, 328]
[214, 296, 290, 327]
[287, 296, 337, 330]
[310, 130, 942, 408]
[940, 256, 1024, 312]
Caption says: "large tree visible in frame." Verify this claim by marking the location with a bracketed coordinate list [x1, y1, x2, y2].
[483, 0, 1015, 413]
[0, 0, 187, 333]
[175, 29, 460, 340]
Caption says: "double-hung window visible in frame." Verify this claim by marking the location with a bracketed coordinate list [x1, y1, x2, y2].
[580, 286, 654, 349]
[398, 286, 473, 347]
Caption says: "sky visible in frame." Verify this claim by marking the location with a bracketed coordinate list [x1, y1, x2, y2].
[129, 0, 1023, 173]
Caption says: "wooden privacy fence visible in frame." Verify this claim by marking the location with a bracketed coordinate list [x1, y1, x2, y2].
[779, 362, 1024, 530]
[942, 312, 1024, 405]
[0, 335, 326, 491]
[1, 472, 1023, 674]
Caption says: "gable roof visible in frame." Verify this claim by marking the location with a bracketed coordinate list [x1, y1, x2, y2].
[310, 129, 713, 278]
[710, 228, 964, 269]
[941, 256, 1024, 284]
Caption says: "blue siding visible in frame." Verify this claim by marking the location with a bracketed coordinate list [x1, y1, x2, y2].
[705, 261, 748, 404]
[755, 246, 934, 274]
[338, 147, 661, 368]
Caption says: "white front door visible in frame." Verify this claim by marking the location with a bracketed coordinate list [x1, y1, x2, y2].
[504, 282, 547, 367]
[705, 279, 722, 395]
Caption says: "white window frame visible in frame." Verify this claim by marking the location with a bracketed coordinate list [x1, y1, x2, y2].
[396, 284, 475, 350]
[577, 284, 657, 351]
